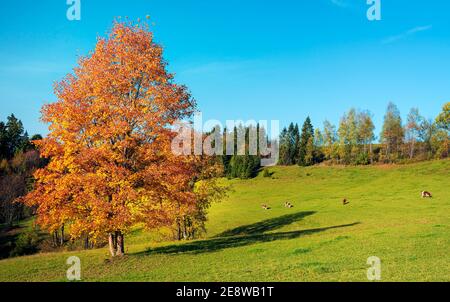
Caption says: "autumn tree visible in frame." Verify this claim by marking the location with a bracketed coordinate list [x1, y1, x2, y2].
[431, 128, 449, 158]
[338, 109, 358, 164]
[418, 118, 437, 158]
[314, 128, 324, 149]
[173, 156, 226, 240]
[0, 150, 44, 226]
[22, 20, 222, 257]
[312, 128, 324, 163]
[433, 102, 450, 158]
[358, 110, 375, 164]
[304, 136, 315, 166]
[405, 108, 423, 159]
[336, 108, 374, 165]
[0, 115, 42, 227]
[380, 102, 404, 162]
[435, 102, 449, 131]
[322, 120, 337, 161]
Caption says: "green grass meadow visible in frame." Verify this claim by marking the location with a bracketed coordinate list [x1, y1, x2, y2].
[0, 160, 449, 282]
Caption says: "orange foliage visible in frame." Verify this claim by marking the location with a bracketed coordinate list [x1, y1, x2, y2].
[23, 20, 222, 254]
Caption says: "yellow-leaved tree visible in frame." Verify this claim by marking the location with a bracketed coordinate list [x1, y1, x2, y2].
[23, 20, 224, 257]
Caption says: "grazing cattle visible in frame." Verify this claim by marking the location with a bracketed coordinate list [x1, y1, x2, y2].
[343, 198, 349, 205]
[284, 202, 294, 208]
[421, 191, 433, 198]
[261, 204, 271, 210]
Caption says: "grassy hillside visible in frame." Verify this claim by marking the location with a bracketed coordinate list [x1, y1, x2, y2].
[0, 160, 449, 282]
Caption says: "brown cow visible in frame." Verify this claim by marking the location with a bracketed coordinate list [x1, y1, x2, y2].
[421, 191, 433, 198]
[261, 204, 271, 210]
[284, 201, 294, 208]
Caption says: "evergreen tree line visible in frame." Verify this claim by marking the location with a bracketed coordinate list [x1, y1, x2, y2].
[279, 102, 449, 166]
[0, 114, 45, 226]
[220, 124, 267, 179]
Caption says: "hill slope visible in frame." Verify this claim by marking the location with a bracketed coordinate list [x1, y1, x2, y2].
[0, 160, 449, 281]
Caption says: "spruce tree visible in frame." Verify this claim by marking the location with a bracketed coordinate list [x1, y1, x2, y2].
[292, 123, 300, 164]
[298, 117, 314, 166]
[0, 122, 7, 160]
[287, 123, 295, 165]
[2, 114, 28, 159]
[278, 127, 290, 165]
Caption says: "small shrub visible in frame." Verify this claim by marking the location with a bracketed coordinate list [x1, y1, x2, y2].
[354, 153, 370, 165]
[263, 169, 271, 178]
[10, 229, 40, 257]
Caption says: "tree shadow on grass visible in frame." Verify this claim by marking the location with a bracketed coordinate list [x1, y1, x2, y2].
[215, 211, 317, 238]
[134, 211, 360, 256]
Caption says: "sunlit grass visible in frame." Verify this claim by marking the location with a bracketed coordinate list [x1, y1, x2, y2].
[0, 160, 448, 281]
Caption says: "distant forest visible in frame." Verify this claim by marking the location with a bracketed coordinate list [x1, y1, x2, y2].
[278, 102, 449, 167]
[0, 115, 45, 226]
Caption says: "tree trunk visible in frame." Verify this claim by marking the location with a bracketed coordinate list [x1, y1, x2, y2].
[108, 233, 116, 257]
[116, 231, 124, 256]
[84, 235, 90, 250]
[386, 143, 391, 163]
[182, 218, 188, 240]
[54, 230, 59, 247]
[60, 224, 65, 246]
[177, 220, 182, 241]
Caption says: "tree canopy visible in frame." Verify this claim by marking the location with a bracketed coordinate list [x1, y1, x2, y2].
[22, 20, 223, 257]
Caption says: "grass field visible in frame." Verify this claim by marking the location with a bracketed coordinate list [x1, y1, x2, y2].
[0, 160, 449, 282]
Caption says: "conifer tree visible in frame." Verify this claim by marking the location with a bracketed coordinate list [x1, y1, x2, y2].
[298, 117, 314, 166]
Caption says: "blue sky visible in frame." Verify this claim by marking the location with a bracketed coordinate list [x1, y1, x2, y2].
[1, 0, 450, 138]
